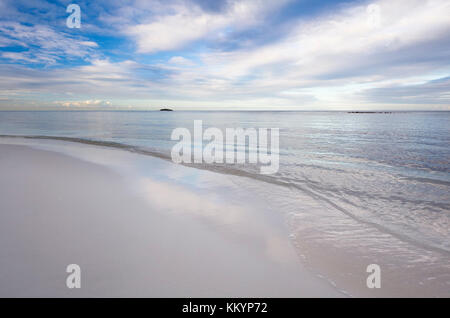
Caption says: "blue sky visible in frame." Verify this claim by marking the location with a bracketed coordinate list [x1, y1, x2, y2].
[0, 0, 449, 110]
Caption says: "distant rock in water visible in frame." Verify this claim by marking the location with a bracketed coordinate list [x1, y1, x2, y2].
[160, 108, 173, 111]
[348, 111, 392, 114]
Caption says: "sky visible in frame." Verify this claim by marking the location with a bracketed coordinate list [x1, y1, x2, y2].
[0, 0, 449, 111]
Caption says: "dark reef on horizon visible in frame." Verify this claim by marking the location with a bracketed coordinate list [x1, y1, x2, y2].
[348, 111, 392, 114]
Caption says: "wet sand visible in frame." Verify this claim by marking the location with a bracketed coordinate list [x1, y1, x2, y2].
[0, 143, 343, 297]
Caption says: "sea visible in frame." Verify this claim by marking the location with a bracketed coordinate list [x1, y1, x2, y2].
[0, 110, 449, 295]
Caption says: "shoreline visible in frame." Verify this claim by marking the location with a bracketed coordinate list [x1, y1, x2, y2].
[1, 134, 448, 255]
[0, 142, 344, 297]
[1, 137, 449, 297]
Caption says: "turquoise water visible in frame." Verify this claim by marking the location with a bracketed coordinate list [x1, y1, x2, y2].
[0, 110, 449, 253]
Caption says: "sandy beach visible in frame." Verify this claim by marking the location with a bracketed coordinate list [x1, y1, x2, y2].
[1, 0, 449, 304]
[0, 141, 344, 297]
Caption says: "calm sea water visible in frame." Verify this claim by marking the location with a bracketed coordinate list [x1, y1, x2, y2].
[0, 111, 449, 255]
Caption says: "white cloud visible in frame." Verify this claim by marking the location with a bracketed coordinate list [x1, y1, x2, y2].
[168, 56, 194, 65]
[56, 100, 112, 108]
[2, 52, 40, 63]
[195, 0, 450, 78]
[0, 22, 100, 65]
[79, 41, 99, 48]
[151, 0, 450, 108]
[125, 0, 289, 53]
[0, 0, 449, 110]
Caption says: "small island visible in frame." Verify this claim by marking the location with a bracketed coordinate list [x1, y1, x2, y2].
[160, 108, 173, 111]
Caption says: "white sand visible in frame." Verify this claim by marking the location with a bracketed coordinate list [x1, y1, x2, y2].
[0, 142, 344, 297]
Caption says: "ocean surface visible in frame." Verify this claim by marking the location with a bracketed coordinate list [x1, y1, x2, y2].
[0, 110, 449, 294]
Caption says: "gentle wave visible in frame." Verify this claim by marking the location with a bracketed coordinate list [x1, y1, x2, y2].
[1, 134, 449, 256]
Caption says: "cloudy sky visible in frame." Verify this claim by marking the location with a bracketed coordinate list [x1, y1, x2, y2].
[0, 0, 449, 110]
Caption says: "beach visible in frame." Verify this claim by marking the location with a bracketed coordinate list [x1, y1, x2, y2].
[0, 123, 449, 297]
[1, 0, 449, 303]
[0, 109, 449, 298]
[0, 141, 344, 297]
